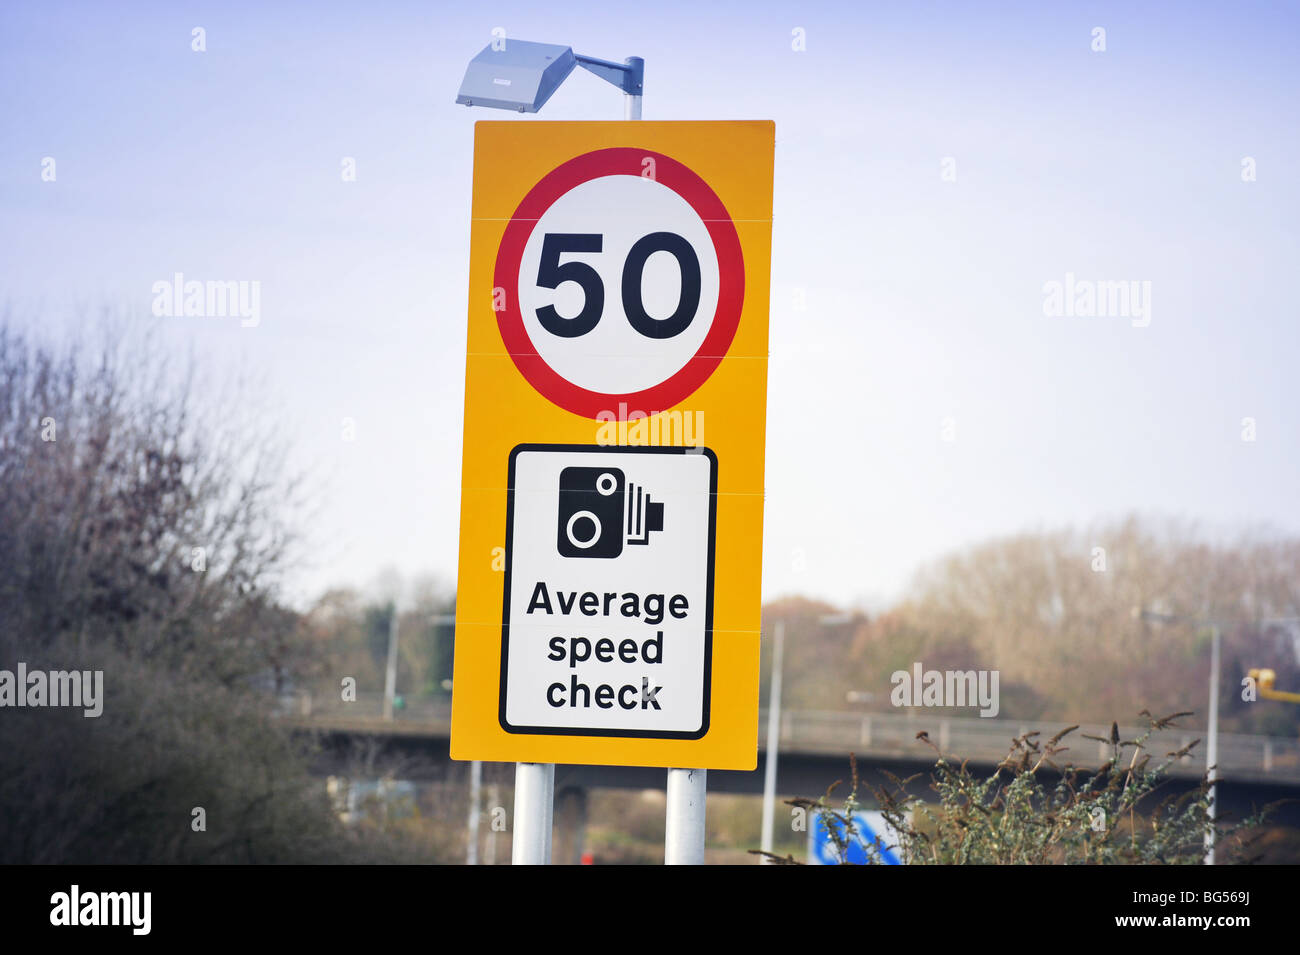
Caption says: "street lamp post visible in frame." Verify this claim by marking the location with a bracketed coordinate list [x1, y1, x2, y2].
[385, 607, 474, 860]
[1137, 609, 1300, 864]
[382, 602, 399, 721]
[759, 621, 785, 860]
[420, 613, 474, 863]
[760, 613, 854, 862]
[455, 37, 645, 867]
[1138, 609, 1221, 865]
[1205, 623, 1221, 865]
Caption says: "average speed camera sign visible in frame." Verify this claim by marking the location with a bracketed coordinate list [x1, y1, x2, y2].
[451, 121, 773, 770]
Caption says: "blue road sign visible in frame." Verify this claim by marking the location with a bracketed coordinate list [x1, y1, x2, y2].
[807, 810, 902, 865]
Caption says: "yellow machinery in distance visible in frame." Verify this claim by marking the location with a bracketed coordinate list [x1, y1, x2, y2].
[1248, 668, 1300, 704]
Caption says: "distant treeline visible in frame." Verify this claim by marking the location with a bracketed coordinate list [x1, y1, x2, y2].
[762, 520, 1300, 737]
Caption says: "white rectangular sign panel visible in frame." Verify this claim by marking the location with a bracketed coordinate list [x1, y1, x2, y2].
[500, 444, 716, 738]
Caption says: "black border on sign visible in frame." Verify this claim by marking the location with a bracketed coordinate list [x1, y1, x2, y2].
[498, 443, 717, 739]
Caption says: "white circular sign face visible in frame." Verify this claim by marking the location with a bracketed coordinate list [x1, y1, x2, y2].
[516, 174, 722, 396]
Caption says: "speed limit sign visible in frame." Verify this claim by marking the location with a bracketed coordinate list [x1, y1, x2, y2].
[495, 146, 744, 419]
[451, 122, 773, 770]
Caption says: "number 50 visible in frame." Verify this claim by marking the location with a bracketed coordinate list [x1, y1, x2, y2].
[534, 232, 702, 340]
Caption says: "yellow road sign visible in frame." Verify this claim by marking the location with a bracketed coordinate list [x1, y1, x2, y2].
[450, 121, 773, 769]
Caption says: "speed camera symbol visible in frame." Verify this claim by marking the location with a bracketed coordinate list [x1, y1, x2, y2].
[557, 466, 664, 559]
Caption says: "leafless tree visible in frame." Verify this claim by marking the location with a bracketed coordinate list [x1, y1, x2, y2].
[0, 318, 412, 862]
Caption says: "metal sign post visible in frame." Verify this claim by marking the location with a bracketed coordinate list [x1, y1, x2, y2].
[512, 762, 555, 865]
[622, 56, 643, 119]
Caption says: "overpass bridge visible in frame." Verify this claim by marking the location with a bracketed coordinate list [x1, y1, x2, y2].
[284, 692, 1300, 826]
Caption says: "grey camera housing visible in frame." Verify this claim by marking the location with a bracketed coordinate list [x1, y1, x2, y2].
[455, 40, 578, 113]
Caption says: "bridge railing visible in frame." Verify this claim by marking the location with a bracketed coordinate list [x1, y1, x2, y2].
[766, 709, 1300, 785]
[278, 691, 1300, 784]
[279, 691, 452, 730]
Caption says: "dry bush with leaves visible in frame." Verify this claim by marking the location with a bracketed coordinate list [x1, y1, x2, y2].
[756, 711, 1277, 865]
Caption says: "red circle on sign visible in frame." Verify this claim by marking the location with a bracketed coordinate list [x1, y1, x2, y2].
[494, 148, 745, 420]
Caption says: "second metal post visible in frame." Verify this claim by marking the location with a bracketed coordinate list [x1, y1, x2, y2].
[665, 767, 707, 864]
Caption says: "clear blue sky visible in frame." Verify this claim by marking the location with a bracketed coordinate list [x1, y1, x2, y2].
[1, 1, 1296, 609]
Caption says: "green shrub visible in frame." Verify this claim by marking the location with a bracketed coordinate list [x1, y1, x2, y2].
[759, 711, 1276, 865]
